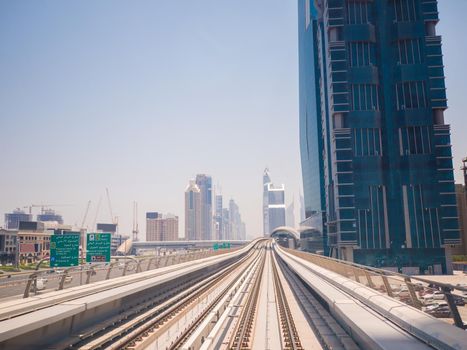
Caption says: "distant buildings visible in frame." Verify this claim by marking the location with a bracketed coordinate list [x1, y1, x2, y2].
[196, 174, 213, 240]
[222, 208, 231, 240]
[185, 180, 202, 240]
[146, 212, 179, 241]
[263, 168, 272, 235]
[453, 158, 467, 256]
[0, 229, 17, 264]
[267, 183, 286, 233]
[286, 200, 295, 228]
[263, 169, 286, 234]
[452, 184, 467, 256]
[228, 199, 246, 240]
[298, 0, 460, 273]
[185, 175, 246, 241]
[4, 209, 32, 230]
[96, 223, 117, 234]
[215, 195, 223, 240]
[37, 209, 63, 224]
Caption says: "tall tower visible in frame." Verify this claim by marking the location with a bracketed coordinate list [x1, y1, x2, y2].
[185, 180, 201, 240]
[195, 174, 213, 240]
[267, 183, 286, 232]
[263, 168, 272, 235]
[286, 198, 296, 228]
[298, 0, 460, 273]
[215, 194, 223, 240]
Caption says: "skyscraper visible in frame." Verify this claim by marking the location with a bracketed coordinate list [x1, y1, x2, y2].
[229, 199, 240, 240]
[228, 199, 246, 240]
[263, 169, 286, 234]
[222, 208, 231, 240]
[267, 183, 286, 232]
[215, 194, 223, 240]
[298, 0, 460, 273]
[263, 168, 272, 235]
[195, 174, 213, 240]
[286, 199, 296, 228]
[185, 180, 201, 240]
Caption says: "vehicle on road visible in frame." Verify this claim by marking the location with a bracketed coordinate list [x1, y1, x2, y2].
[33, 277, 47, 291]
[422, 291, 445, 304]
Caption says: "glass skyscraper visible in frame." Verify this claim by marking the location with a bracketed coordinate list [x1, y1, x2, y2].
[299, 0, 460, 273]
[195, 174, 213, 241]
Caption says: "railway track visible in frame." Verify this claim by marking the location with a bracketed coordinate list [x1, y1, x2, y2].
[3, 239, 460, 350]
[76, 245, 266, 350]
[228, 247, 266, 349]
[70, 242, 267, 350]
[276, 254, 360, 350]
[271, 253, 303, 350]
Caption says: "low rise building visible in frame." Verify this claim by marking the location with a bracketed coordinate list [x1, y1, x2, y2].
[17, 220, 72, 264]
[18, 230, 52, 264]
[146, 213, 179, 241]
[4, 210, 32, 230]
[0, 228, 18, 264]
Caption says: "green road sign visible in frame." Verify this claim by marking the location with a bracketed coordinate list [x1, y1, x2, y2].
[86, 233, 111, 263]
[50, 234, 80, 267]
[213, 242, 230, 251]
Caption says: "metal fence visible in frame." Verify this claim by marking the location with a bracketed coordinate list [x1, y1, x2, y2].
[0, 248, 237, 299]
[284, 248, 467, 329]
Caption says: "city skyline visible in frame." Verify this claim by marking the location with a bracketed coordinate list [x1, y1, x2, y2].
[0, 1, 466, 239]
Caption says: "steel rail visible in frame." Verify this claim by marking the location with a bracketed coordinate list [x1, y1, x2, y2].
[270, 252, 303, 350]
[275, 252, 360, 350]
[229, 246, 266, 349]
[167, 243, 267, 350]
[89, 243, 263, 350]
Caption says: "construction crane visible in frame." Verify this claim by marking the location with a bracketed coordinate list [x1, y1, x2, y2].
[92, 196, 103, 231]
[23, 204, 70, 215]
[132, 201, 139, 242]
[80, 200, 92, 229]
[106, 188, 118, 225]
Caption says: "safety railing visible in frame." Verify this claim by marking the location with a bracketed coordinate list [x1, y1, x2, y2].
[0, 248, 236, 299]
[283, 248, 467, 329]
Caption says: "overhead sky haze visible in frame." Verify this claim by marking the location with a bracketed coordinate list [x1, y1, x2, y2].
[0, 1, 466, 238]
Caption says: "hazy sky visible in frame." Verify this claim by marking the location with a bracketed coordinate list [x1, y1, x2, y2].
[0, 1, 466, 239]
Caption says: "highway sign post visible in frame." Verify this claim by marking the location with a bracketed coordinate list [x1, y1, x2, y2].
[50, 233, 80, 267]
[86, 233, 111, 263]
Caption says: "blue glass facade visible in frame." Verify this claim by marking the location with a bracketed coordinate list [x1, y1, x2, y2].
[298, 0, 328, 254]
[299, 0, 460, 273]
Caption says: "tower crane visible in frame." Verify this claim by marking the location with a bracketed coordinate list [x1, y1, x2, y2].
[106, 188, 118, 225]
[23, 204, 70, 215]
[80, 200, 92, 229]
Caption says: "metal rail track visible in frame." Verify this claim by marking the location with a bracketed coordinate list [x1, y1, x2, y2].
[167, 245, 267, 349]
[228, 247, 266, 349]
[80, 244, 264, 350]
[275, 253, 360, 350]
[270, 253, 303, 350]
[60, 246, 259, 350]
